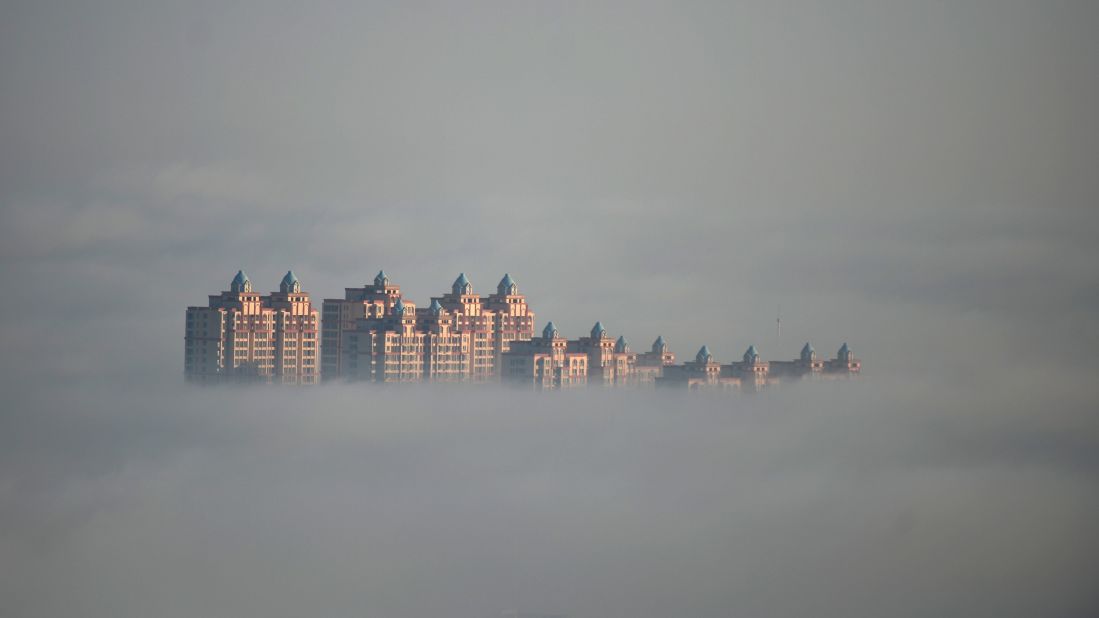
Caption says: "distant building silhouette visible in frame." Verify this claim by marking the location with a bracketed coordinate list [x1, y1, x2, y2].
[186, 270, 859, 388]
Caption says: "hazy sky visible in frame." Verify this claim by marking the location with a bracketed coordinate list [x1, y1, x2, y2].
[1, 1, 1097, 617]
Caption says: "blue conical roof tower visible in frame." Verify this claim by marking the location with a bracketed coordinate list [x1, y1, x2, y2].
[615, 335, 630, 353]
[838, 342, 851, 361]
[696, 345, 713, 363]
[801, 342, 815, 362]
[280, 270, 300, 293]
[591, 321, 607, 339]
[230, 270, 252, 293]
[453, 273, 472, 295]
[744, 345, 760, 362]
[653, 335, 666, 352]
[542, 321, 559, 339]
[497, 273, 518, 295]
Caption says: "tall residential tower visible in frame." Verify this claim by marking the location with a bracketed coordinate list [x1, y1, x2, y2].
[185, 271, 318, 384]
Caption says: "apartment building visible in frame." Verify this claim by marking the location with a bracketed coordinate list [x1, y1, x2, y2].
[184, 270, 318, 384]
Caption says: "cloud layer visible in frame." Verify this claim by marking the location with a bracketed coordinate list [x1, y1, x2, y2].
[2, 376, 1097, 618]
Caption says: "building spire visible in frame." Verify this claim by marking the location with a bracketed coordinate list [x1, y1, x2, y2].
[542, 321, 559, 339]
[696, 345, 713, 364]
[280, 270, 301, 293]
[453, 272, 473, 295]
[230, 270, 252, 293]
[497, 273, 518, 295]
[653, 335, 667, 353]
[744, 345, 759, 363]
[591, 321, 607, 340]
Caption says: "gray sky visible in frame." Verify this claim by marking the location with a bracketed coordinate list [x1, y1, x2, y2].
[1, 1, 1097, 616]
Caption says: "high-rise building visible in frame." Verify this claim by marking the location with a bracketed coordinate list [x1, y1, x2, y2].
[432, 273, 498, 381]
[418, 299, 472, 381]
[327, 271, 536, 382]
[484, 273, 536, 369]
[185, 270, 318, 384]
[321, 270, 402, 380]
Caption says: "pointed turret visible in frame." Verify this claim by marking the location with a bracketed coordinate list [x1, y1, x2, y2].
[497, 273, 518, 296]
[280, 270, 301, 293]
[374, 270, 389, 287]
[615, 335, 630, 353]
[652, 335, 667, 353]
[428, 299, 444, 315]
[452, 272, 473, 295]
[393, 297, 407, 315]
[542, 321, 559, 339]
[800, 342, 816, 362]
[230, 270, 252, 293]
[696, 345, 713, 364]
[591, 321, 607, 340]
[838, 342, 851, 361]
[744, 345, 760, 363]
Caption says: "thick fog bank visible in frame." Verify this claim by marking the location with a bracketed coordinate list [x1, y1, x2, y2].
[2, 1, 1099, 616]
[2, 375, 1096, 618]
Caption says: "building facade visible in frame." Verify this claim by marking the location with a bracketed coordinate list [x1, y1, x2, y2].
[634, 335, 677, 385]
[659, 343, 860, 390]
[325, 272, 535, 383]
[321, 270, 403, 380]
[185, 270, 319, 384]
[658, 345, 742, 390]
[501, 322, 589, 389]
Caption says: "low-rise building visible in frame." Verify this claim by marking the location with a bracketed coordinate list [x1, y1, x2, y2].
[826, 343, 861, 375]
[769, 342, 860, 379]
[721, 345, 772, 392]
[502, 322, 588, 389]
[657, 345, 742, 390]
